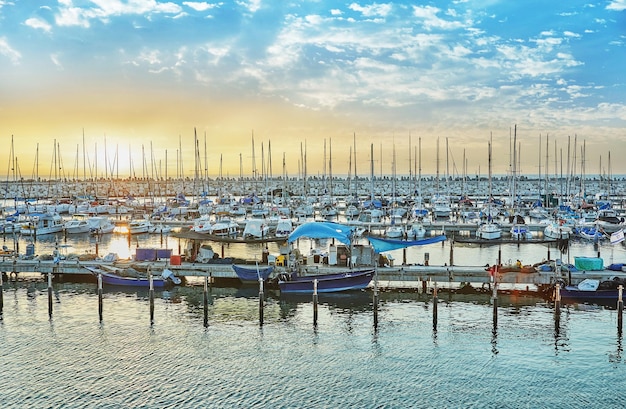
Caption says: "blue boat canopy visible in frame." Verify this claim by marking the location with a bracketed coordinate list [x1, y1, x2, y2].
[288, 222, 353, 244]
[366, 235, 447, 253]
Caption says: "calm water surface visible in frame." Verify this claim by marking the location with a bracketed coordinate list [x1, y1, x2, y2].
[1, 232, 626, 408]
[1, 280, 625, 408]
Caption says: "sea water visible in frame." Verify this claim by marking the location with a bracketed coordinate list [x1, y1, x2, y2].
[1, 233, 626, 408]
[1, 281, 625, 408]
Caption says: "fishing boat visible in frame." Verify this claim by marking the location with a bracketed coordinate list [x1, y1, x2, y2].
[559, 277, 626, 305]
[277, 268, 375, 294]
[84, 265, 180, 287]
[231, 264, 274, 284]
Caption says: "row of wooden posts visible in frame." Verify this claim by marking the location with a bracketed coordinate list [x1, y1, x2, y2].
[0, 272, 623, 333]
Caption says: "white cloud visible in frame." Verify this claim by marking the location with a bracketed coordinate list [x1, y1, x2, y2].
[330, 9, 342, 16]
[183, 1, 220, 12]
[0, 36, 21, 65]
[237, 0, 261, 13]
[412, 5, 466, 30]
[348, 2, 392, 17]
[25, 17, 52, 32]
[50, 53, 63, 69]
[607, 0, 626, 11]
[55, 0, 183, 27]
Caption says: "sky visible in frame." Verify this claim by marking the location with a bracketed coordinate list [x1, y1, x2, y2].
[1, 0, 626, 180]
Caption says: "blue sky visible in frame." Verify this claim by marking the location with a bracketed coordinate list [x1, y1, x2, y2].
[1, 1, 625, 178]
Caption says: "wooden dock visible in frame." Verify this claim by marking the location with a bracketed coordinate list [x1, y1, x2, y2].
[2, 257, 625, 292]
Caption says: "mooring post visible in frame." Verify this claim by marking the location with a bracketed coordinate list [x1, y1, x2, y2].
[98, 273, 103, 321]
[95, 234, 99, 257]
[47, 271, 53, 318]
[258, 276, 264, 327]
[203, 276, 209, 327]
[618, 285, 623, 333]
[149, 271, 154, 324]
[313, 279, 318, 326]
[433, 282, 438, 330]
[373, 268, 379, 329]
[492, 278, 498, 326]
[0, 271, 4, 316]
[449, 240, 454, 266]
[555, 283, 561, 317]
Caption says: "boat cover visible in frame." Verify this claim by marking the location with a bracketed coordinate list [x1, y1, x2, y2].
[574, 257, 604, 271]
[366, 235, 447, 253]
[288, 222, 354, 244]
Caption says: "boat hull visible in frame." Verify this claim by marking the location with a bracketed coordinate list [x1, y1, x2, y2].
[232, 264, 274, 284]
[86, 266, 166, 288]
[278, 269, 375, 294]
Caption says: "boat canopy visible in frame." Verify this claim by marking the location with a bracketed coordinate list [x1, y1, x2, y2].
[287, 222, 353, 244]
[366, 235, 447, 253]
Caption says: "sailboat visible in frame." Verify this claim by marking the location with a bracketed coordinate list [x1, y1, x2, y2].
[476, 136, 502, 240]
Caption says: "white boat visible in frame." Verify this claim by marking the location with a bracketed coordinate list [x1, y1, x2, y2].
[407, 223, 426, 239]
[88, 216, 115, 234]
[242, 219, 270, 238]
[544, 221, 572, 239]
[476, 222, 502, 240]
[386, 215, 404, 238]
[63, 214, 91, 234]
[595, 209, 624, 233]
[275, 218, 293, 237]
[431, 195, 452, 219]
[129, 220, 154, 234]
[20, 212, 64, 236]
[510, 224, 533, 240]
[149, 223, 172, 234]
[210, 217, 239, 236]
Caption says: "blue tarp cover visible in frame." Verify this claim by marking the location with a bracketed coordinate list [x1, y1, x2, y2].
[367, 235, 447, 253]
[288, 222, 353, 244]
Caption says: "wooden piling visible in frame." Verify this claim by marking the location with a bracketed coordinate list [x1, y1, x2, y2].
[449, 240, 454, 266]
[492, 281, 498, 326]
[149, 272, 154, 324]
[554, 283, 561, 317]
[0, 271, 4, 315]
[203, 276, 209, 327]
[313, 279, 318, 326]
[618, 285, 623, 333]
[433, 282, 438, 330]
[47, 271, 53, 318]
[373, 270, 379, 328]
[97, 273, 103, 321]
[259, 277, 264, 327]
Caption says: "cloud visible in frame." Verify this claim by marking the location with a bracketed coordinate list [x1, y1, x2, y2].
[25, 17, 52, 32]
[55, 0, 183, 28]
[183, 1, 220, 12]
[606, 0, 626, 11]
[0, 36, 21, 65]
[237, 0, 261, 13]
[412, 5, 466, 30]
[348, 2, 393, 17]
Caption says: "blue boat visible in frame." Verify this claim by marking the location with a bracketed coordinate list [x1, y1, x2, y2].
[231, 264, 274, 284]
[85, 265, 172, 288]
[277, 269, 375, 294]
[559, 277, 626, 305]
